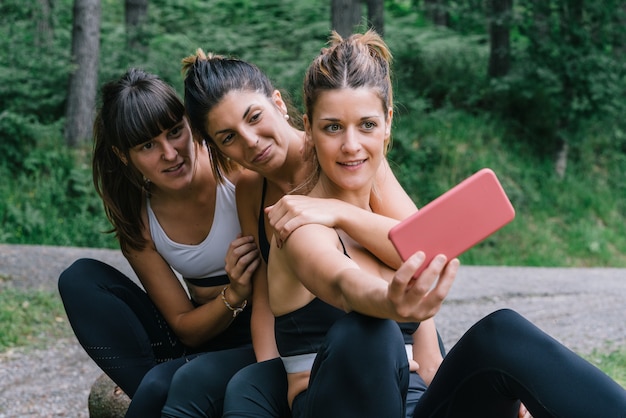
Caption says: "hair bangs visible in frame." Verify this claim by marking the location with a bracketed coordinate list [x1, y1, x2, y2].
[116, 85, 185, 150]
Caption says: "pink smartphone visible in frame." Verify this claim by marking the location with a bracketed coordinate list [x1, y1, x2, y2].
[388, 168, 515, 278]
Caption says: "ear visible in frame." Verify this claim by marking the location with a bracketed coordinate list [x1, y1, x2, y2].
[385, 107, 393, 139]
[272, 89, 288, 115]
[112, 146, 128, 166]
[303, 114, 312, 141]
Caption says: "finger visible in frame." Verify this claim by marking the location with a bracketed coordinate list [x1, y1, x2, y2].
[230, 260, 259, 284]
[429, 258, 459, 301]
[388, 251, 425, 299]
[409, 254, 447, 296]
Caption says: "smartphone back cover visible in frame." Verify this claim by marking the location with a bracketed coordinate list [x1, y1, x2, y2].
[388, 168, 515, 278]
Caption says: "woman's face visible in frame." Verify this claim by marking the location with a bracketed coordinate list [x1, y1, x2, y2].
[126, 117, 198, 192]
[305, 87, 392, 195]
[205, 89, 291, 175]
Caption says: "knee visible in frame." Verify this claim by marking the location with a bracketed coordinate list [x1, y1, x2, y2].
[331, 312, 401, 344]
[325, 313, 405, 363]
[58, 258, 98, 297]
[226, 363, 256, 393]
[136, 365, 173, 400]
[227, 358, 285, 394]
[171, 360, 221, 395]
[462, 309, 526, 353]
[477, 309, 524, 335]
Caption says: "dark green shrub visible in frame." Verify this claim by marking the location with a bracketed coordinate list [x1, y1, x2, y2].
[0, 111, 37, 171]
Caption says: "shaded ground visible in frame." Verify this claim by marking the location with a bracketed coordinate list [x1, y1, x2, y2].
[1, 244, 625, 416]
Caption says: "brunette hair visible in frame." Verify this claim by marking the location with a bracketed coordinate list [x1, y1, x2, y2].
[181, 49, 302, 181]
[92, 68, 185, 252]
[301, 30, 394, 190]
[303, 30, 393, 126]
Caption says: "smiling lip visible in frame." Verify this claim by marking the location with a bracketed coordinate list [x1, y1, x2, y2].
[338, 159, 366, 168]
[252, 145, 271, 164]
[163, 162, 184, 173]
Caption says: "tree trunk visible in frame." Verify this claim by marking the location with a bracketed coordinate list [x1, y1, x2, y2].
[35, 0, 53, 48]
[424, 0, 449, 26]
[555, 0, 583, 178]
[366, 0, 384, 37]
[331, 0, 362, 38]
[125, 0, 148, 52]
[554, 139, 568, 179]
[64, 0, 101, 147]
[488, 0, 512, 78]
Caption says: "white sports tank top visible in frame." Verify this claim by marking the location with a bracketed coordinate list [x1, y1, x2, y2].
[146, 178, 239, 285]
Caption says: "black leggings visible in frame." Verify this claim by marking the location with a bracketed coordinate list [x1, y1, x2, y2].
[223, 309, 626, 418]
[58, 258, 255, 418]
[414, 309, 626, 417]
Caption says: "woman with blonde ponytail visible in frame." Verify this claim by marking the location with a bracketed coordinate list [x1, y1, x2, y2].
[159, 31, 445, 417]
[229, 31, 626, 418]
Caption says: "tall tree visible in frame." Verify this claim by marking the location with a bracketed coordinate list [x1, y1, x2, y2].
[366, 0, 384, 37]
[332, 0, 362, 37]
[125, 0, 148, 52]
[424, 0, 449, 27]
[35, 0, 53, 48]
[331, 0, 385, 37]
[488, 0, 512, 78]
[64, 0, 101, 147]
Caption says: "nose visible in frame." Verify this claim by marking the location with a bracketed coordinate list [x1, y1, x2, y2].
[161, 140, 178, 160]
[241, 128, 259, 148]
[341, 128, 361, 153]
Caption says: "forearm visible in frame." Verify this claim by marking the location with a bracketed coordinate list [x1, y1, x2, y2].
[336, 267, 400, 320]
[250, 268, 279, 361]
[335, 205, 402, 268]
[173, 291, 248, 347]
[412, 318, 443, 386]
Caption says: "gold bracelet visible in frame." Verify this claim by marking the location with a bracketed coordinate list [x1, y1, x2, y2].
[221, 286, 248, 318]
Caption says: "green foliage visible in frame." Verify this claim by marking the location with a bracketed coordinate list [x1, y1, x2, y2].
[585, 348, 626, 388]
[0, 133, 117, 248]
[0, 0, 73, 124]
[1, 0, 626, 269]
[389, 25, 489, 111]
[0, 287, 72, 351]
[0, 111, 38, 171]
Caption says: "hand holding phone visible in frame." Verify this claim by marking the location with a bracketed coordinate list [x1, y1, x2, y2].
[388, 168, 515, 278]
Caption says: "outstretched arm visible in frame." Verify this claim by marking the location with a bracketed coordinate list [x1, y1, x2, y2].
[267, 159, 416, 268]
[271, 223, 458, 323]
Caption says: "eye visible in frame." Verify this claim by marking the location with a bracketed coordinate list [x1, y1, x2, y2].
[362, 120, 377, 130]
[168, 123, 184, 138]
[139, 141, 154, 151]
[221, 132, 235, 145]
[324, 123, 341, 133]
[249, 111, 262, 123]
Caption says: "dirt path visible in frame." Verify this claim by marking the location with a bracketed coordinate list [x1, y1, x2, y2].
[1, 244, 625, 416]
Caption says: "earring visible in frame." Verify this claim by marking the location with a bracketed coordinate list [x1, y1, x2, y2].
[284, 113, 290, 121]
[142, 176, 151, 194]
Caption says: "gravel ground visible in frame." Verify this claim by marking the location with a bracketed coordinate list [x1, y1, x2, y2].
[1, 244, 625, 417]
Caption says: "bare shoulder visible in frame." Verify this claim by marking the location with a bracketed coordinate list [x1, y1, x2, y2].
[235, 170, 264, 210]
[223, 165, 248, 186]
[236, 169, 264, 190]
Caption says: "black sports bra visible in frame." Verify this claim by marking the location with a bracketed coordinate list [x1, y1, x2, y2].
[183, 274, 230, 287]
[258, 179, 271, 263]
[257, 178, 350, 263]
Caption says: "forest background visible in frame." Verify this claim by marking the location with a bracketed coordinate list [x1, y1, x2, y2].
[1, 0, 626, 269]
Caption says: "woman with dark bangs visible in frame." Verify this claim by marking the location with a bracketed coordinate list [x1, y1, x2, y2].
[58, 68, 260, 417]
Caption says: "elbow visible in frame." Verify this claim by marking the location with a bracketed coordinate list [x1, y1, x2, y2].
[177, 332, 203, 348]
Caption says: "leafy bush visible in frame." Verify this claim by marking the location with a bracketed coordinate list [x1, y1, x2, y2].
[0, 134, 116, 248]
[0, 111, 37, 171]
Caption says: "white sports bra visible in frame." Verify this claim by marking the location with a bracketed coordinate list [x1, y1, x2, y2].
[147, 177, 240, 287]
